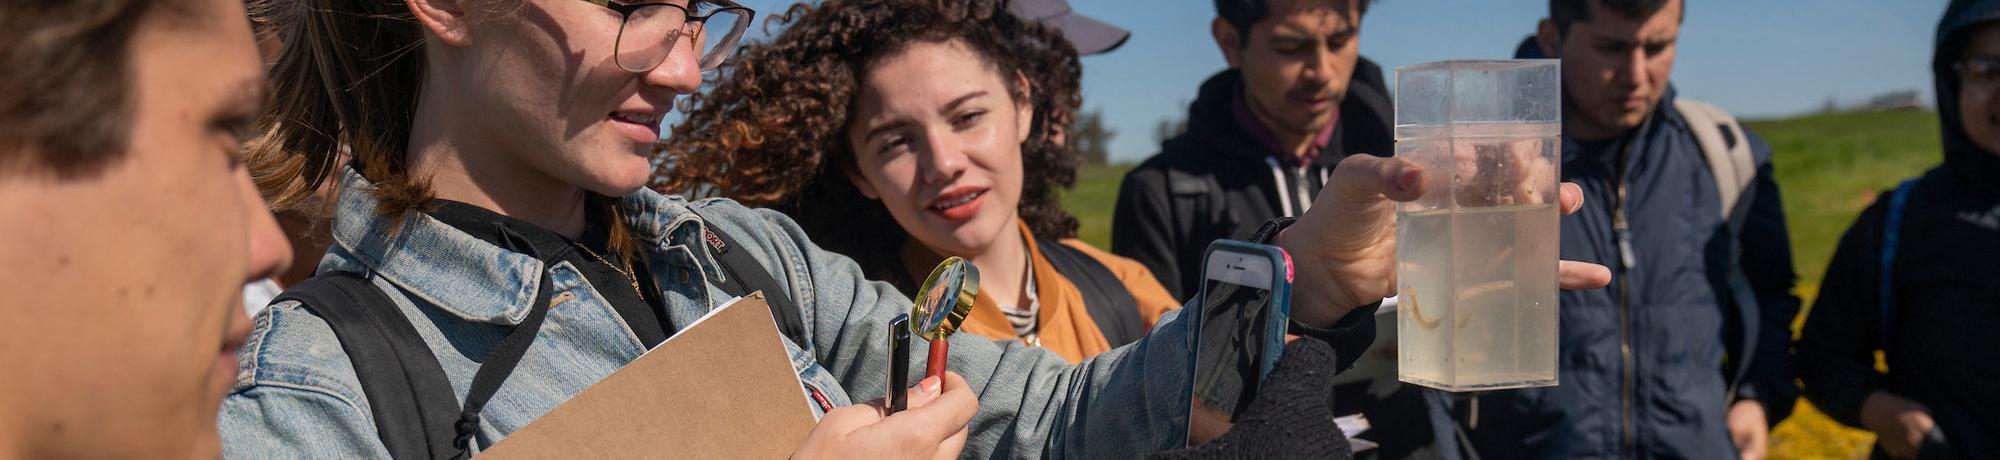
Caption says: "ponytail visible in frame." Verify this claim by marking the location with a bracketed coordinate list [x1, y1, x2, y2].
[244, 0, 432, 216]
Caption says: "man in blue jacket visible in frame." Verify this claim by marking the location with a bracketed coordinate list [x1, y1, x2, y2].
[1426, 0, 1802, 458]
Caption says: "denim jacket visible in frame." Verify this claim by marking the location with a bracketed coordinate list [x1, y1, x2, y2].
[220, 167, 1202, 458]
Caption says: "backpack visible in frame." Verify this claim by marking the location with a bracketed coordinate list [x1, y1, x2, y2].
[1674, 98, 1765, 402]
[1036, 238, 1146, 347]
[273, 210, 809, 459]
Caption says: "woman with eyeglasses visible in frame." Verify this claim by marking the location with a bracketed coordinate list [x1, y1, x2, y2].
[218, 0, 983, 456]
[220, 0, 1608, 457]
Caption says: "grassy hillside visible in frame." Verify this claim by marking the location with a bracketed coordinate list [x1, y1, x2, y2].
[1060, 109, 1946, 459]
[1066, 164, 1130, 248]
[1751, 110, 1942, 298]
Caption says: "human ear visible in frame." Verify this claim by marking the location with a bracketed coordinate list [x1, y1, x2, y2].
[1014, 72, 1034, 144]
[1212, 17, 1243, 69]
[408, 0, 475, 47]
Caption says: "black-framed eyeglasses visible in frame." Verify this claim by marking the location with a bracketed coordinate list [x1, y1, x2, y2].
[584, 0, 754, 73]
[1956, 56, 2000, 90]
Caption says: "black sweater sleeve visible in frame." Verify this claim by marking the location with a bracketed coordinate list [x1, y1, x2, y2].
[1796, 197, 1892, 428]
[1113, 165, 1190, 299]
[1736, 134, 1803, 424]
[1290, 302, 1379, 374]
[1149, 337, 1355, 460]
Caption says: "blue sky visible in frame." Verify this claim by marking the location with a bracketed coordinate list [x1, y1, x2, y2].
[708, 1, 1947, 163]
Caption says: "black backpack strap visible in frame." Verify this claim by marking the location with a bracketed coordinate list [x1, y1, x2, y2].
[1037, 237, 1146, 347]
[686, 208, 811, 348]
[277, 272, 466, 460]
[451, 271, 554, 456]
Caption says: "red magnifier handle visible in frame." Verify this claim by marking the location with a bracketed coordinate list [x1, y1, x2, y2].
[927, 340, 949, 379]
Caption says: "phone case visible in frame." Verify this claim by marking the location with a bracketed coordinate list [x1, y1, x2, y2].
[1183, 240, 1295, 445]
[1198, 240, 1293, 379]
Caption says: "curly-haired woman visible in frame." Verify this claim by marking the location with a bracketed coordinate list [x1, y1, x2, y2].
[661, 0, 1177, 363]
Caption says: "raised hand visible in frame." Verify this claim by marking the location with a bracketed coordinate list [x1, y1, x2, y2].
[1276, 154, 1612, 327]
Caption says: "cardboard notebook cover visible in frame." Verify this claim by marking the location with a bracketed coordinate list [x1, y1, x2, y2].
[481, 292, 816, 458]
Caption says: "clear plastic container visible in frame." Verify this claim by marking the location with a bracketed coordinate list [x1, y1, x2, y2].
[1394, 59, 1561, 392]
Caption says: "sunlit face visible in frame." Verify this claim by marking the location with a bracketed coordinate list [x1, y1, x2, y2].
[443, 0, 705, 196]
[1958, 23, 2000, 155]
[1216, 0, 1361, 138]
[1540, 0, 1681, 140]
[0, 0, 289, 456]
[846, 39, 1034, 258]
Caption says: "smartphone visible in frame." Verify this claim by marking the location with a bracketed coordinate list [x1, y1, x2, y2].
[887, 314, 911, 414]
[1185, 240, 1293, 442]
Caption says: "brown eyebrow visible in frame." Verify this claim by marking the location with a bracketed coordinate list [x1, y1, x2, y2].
[1588, 30, 1676, 49]
[860, 90, 990, 142]
[939, 91, 986, 115]
[861, 119, 912, 145]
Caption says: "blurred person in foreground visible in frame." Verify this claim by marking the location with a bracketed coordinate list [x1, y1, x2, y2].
[1797, 1, 2000, 458]
[0, 0, 291, 457]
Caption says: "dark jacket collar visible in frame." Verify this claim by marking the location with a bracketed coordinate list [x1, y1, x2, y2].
[328, 167, 713, 325]
[423, 198, 617, 262]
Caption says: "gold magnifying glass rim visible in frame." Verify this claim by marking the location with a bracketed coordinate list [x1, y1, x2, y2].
[911, 256, 980, 341]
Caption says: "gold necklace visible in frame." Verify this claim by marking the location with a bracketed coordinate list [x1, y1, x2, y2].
[576, 244, 645, 299]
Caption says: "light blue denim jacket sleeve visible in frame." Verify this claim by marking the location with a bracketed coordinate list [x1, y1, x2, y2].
[218, 175, 1195, 459]
[219, 299, 393, 459]
[696, 201, 1195, 458]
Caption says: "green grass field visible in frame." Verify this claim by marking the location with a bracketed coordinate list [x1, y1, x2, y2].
[1061, 109, 1946, 459]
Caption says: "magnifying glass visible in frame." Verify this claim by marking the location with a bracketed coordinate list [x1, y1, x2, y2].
[910, 256, 979, 380]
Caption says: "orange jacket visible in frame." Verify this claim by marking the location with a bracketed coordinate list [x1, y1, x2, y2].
[957, 223, 1181, 363]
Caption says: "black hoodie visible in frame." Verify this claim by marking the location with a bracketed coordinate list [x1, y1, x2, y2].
[1111, 59, 1393, 299]
[1797, 1, 2000, 458]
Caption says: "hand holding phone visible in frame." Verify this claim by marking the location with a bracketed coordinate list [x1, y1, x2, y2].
[1185, 240, 1293, 445]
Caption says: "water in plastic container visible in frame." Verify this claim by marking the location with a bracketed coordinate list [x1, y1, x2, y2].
[1394, 60, 1561, 392]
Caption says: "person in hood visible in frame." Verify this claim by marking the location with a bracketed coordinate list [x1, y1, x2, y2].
[1796, 1, 2000, 458]
[1426, 0, 1803, 458]
[1113, 0, 1391, 301]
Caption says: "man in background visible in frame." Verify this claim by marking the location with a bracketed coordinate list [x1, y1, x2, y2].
[1427, 1, 1801, 458]
[1113, 1, 1427, 457]
[1114, 0, 1390, 300]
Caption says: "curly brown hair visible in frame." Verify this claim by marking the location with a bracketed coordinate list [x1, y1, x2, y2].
[656, 0, 1083, 285]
